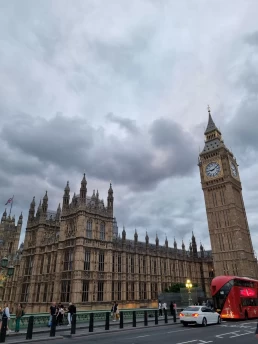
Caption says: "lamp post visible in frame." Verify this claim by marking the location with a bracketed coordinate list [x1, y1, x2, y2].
[0, 257, 14, 301]
[186, 279, 193, 306]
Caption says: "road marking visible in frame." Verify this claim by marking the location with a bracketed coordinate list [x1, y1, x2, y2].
[230, 330, 254, 338]
[167, 329, 192, 334]
[216, 331, 240, 338]
[175, 341, 198, 344]
[134, 335, 150, 338]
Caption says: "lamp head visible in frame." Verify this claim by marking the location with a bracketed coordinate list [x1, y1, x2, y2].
[1, 257, 8, 268]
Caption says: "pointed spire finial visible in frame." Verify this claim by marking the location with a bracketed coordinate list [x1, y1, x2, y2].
[207, 104, 211, 114]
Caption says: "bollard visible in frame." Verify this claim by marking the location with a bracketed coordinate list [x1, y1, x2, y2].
[89, 312, 94, 332]
[0, 317, 8, 343]
[144, 310, 148, 326]
[173, 310, 177, 323]
[105, 311, 110, 330]
[155, 310, 158, 325]
[71, 313, 76, 335]
[50, 315, 57, 337]
[119, 311, 124, 329]
[26, 315, 34, 340]
[164, 309, 168, 323]
[132, 311, 136, 327]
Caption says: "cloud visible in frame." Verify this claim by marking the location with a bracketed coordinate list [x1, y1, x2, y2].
[1, 112, 197, 193]
[106, 112, 139, 134]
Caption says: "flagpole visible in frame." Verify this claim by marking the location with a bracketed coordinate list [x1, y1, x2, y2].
[9, 195, 14, 217]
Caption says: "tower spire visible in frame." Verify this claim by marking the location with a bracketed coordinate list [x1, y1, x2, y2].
[205, 105, 220, 135]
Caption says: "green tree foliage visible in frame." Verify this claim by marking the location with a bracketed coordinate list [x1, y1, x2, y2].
[164, 283, 198, 293]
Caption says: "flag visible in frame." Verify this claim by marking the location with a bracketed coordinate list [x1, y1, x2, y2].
[5, 197, 13, 205]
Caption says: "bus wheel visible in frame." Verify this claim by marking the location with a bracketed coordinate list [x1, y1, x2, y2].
[202, 317, 207, 327]
[245, 311, 248, 320]
[217, 316, 221, 324]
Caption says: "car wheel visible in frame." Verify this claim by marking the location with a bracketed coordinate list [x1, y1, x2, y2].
[217, 316, 221, 324]
[202, 317, 207, 327]
[183, 323, 188, 327]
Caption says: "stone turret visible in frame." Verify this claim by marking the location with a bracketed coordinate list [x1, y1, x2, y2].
[145, 231, 149, 245]
[134, 229, 138, 243]
[192, 231, 198, 258]
[1, 209, 7, 223]
[122, 226, 126, 241]
[28, 196, 35, 222]
[80, 173, 87, 203]
[156, 233, 159, 247]
[42, 191, 48, 213]
[165, 236, 168, 248]
[107, 183, 114, 215]
[62, 182, 70, 210]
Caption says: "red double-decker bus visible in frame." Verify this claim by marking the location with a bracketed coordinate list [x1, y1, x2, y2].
[211, 275, 258, 320]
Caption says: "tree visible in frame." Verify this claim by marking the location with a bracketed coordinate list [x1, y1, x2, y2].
[164, 283, 199, 293]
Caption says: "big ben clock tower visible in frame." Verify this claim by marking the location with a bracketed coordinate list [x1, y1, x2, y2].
[199, 107, 258, 278]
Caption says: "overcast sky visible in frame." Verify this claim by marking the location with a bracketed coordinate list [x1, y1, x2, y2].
[1, 0, 258, 253]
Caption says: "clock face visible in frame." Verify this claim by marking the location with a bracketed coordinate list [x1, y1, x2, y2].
[230, 161, 238, 177]
[205, 162, 221, 177]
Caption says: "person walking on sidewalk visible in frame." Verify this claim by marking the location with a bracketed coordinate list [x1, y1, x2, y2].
[49, 302, 57, 327]
[2, 303, 11, 334]
[15, 303, 23, 332]
[67, 302, 76, 326]
[158, 301, 162, 317]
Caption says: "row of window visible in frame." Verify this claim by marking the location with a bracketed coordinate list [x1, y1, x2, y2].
[24, 251, 203, 276]
[86, 220, 105, 240]
[20, 280, 158, 303]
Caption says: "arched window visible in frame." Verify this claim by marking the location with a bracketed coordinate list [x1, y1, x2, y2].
[86, 219, 92, 239]
[100, 222, 105, 240]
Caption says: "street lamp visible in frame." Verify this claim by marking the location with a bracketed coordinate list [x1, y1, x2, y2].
[1, 257, 8, 268]
[186, 279, 193, 306]
[0, 257, 14, 302]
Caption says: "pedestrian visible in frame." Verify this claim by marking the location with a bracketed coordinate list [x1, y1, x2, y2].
[158, 301, 162, 317]
[2, 303, 11, 334]
[49, 302, 57, 327]
[67, 302, 76, 326]
[162, 301, 167, 315]
[15, 303, 23, 332]
[112, 302, 118, 321]
[57, 304, 64, 326]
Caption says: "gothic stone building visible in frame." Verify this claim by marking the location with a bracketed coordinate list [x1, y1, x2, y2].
[199, 108, 258, 278]
[0, 211, 22, 301]
[2, 175, 213, 313]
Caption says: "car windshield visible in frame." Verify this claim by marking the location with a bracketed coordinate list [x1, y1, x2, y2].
[183, 307, 200, 312]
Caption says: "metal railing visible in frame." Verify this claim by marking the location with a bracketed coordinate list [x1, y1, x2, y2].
[0, 308, 180, 343]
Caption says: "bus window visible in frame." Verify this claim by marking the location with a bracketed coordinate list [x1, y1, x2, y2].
[213, 280, 234, 310]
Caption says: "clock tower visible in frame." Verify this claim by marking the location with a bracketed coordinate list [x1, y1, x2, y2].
[199, 107, 258, 278]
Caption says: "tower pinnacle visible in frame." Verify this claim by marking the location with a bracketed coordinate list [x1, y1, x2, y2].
[204, 106, 221, 135]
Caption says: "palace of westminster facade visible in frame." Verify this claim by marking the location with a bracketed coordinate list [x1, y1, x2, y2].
[0, 110, 257, 312]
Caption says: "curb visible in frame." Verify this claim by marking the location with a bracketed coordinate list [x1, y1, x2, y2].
[9, 317, 179, 338]
[11, 321, 179, 343]
[64, 322, 179, 339]
[6, 336, 64, 344]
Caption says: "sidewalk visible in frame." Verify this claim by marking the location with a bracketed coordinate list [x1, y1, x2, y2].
[6, 315, 179, 343]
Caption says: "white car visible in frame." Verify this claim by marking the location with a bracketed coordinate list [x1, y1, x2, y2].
[180, 306, 221, 327]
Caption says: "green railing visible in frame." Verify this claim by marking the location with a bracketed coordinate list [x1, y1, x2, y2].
[8, 308, 159, 330]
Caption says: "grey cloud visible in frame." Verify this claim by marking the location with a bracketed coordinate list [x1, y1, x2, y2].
[244, 31, 258, 46]
[106, 112, 139, 134]
[1, 112, 197, 192]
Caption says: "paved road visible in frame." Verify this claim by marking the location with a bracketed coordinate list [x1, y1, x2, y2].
[8, 315, 177, 337]
[10, 320, 258, 344]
